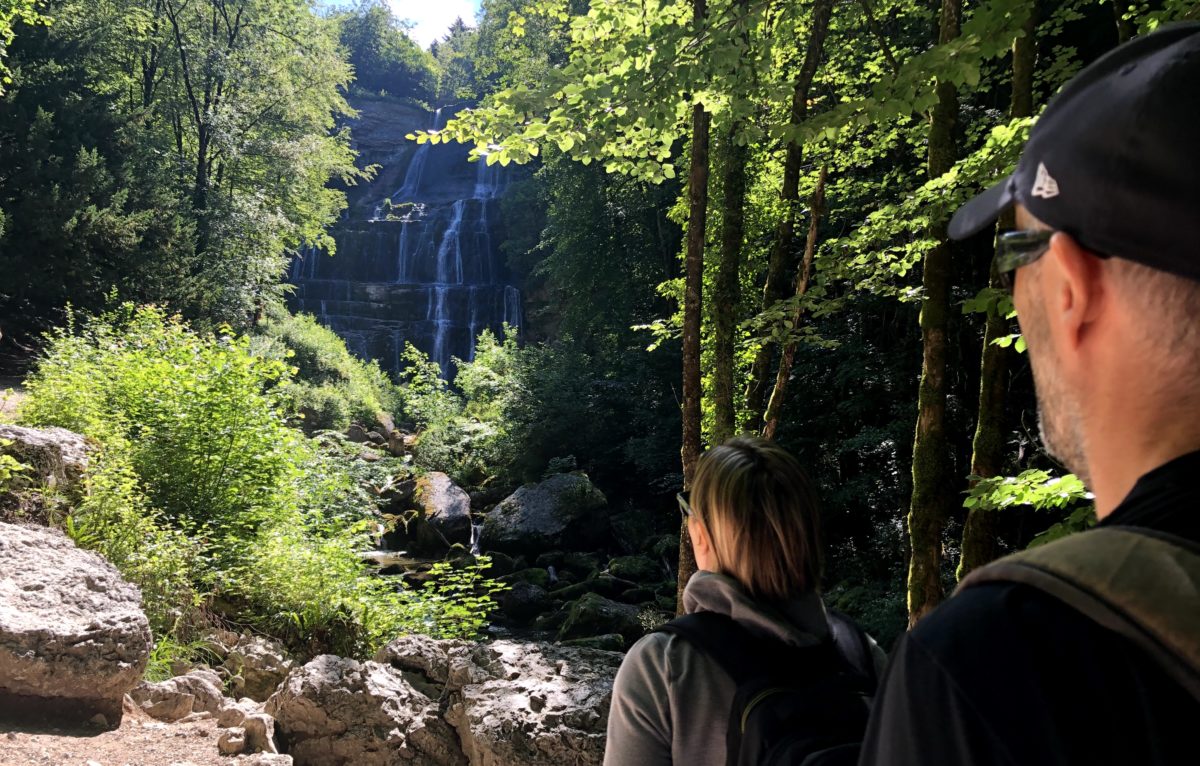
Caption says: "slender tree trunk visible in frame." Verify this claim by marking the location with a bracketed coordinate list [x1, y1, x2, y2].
[712, 129, 749, 444]
[959, 2, 1037, 579]
[712, 0, 753, 444]
[677, 0, 712, 615]
[762, 164, 827, 440]
[906, 0, 961, 628]
[741, 0, 834, 432]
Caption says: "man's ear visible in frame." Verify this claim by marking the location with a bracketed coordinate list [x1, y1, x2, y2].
[1046, 232, 1105, 348]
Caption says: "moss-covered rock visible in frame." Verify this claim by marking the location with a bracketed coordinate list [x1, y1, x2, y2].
[607, 555, 661, 583]
[480, 473, 610, 555]
[502, 567, 551, 589]
[548, 574, 630, 602]
[559, 634, 625, 652]
[558, 593, 643, 648]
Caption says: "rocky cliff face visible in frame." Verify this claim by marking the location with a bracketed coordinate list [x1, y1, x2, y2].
[289, 98, 523, 377]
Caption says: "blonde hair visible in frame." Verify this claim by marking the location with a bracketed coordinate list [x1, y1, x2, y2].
[690, 437, 823, 603]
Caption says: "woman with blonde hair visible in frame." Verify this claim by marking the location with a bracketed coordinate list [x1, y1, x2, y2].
[603, 436, 885, 766]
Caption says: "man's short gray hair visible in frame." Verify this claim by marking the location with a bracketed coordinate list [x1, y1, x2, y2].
[1112, 258, 1200, 376]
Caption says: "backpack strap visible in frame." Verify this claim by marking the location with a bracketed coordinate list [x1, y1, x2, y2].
[657, 611, 776, 686]
[956, 526, 1200, 701]
[826, 608, 877, 689]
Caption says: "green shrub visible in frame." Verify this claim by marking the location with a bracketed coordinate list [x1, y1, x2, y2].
[21, 303, 502, 658]
[0, 438, 29, 491]
[254, 307, 401, 429]
[63, 440, 200, 640]
[283, 381, 353, 432]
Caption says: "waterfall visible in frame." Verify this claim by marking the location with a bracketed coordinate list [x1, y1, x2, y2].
[435, 200, 467, 285]
[289, 103, 523, 379]
[469, 522, 483, 556]
[396, 222, 410, 283]
[504, 285, 523, 331]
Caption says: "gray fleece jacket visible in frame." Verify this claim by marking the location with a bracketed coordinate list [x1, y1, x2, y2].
[602, 571, 885, 766]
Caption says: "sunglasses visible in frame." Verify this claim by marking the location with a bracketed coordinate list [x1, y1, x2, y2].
[995, 230, 1053, 292]
[677, 491, 694, 520]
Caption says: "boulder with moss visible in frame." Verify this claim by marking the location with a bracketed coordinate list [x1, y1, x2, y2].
[480, 473, 609, 556]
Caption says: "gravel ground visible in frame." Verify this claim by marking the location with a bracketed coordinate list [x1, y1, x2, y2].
[0, 702, 234, 766]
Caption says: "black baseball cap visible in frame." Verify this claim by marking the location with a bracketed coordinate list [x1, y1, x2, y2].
[949, 23, 1200, 282]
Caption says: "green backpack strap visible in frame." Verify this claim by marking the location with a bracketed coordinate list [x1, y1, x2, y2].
[955, 526, 1200, 702]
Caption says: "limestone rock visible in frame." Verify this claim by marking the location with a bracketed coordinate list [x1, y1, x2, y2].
[224, 633, 293, 702]
[480, 473, 609, 555]
[129, 668, 226, 721]
[373, 636, 621, 766]
[371, 633, 473, 686]
[219, 727, 248, 756]
[446, 640, 621, 766]
[413, 471, 472, 550]
[0, 522, 150, 722]
[243, 713, 279, 754]
[265, 654, 465, 765]
[236, 755, 294, 766]
[0, 425, 89, 492]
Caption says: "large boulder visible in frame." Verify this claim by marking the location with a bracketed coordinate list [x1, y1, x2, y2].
[0, 522, 151, 724]
[374, 634, 621, 766]
[445, 640, 621, 766]
[480, 473, 609, 556]
[413, 472, 472, 551]
[0, 424, 89, 493]
[557, 593, 644, 649]
[498, 581, 551, 624]
[265, 654, 465, 766]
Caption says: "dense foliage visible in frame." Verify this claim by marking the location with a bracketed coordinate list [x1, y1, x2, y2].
[334, 0, 437, 100]
[0, 0, 359, 340]
[254, 306, 403, 432]
[19, 304, 503, 658]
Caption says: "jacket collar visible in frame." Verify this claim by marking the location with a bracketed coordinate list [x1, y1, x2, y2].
[681, 570, 830, 648]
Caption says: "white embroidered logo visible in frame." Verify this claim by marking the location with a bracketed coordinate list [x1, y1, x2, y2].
[1031, 162, 1060, 199]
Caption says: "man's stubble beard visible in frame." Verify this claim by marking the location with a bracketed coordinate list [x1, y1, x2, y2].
[1023, 296, 1093, 488]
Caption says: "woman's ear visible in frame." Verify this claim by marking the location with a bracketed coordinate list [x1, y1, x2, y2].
[689, 515, 714, 572]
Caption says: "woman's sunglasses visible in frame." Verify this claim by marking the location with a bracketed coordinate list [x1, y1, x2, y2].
[676, 491, 694, 520]
[995, 230, 1053, 292]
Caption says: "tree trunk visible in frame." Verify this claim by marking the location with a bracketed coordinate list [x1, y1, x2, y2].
[762, 164, 827, 440]
[711, 0, 753, 444]
[712, 128, 749, 444]
[958, 2, 1037, 580]
[741, 0, 833, 432]
[906, 0, 961, 628]
[677, 0, 712, 615]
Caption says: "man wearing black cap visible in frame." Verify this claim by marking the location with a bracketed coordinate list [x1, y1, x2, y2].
[859, 23, 1200, 766]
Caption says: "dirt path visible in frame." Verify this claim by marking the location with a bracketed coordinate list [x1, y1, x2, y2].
[0, 704, 233, 766]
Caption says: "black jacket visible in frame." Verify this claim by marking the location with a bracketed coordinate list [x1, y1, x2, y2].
[859, 450, 1200, 765]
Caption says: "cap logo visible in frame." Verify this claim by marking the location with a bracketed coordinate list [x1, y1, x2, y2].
[1031, 163, 1060, 199]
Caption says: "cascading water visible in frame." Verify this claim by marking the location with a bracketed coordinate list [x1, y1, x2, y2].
[289, 102, 522, 379]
